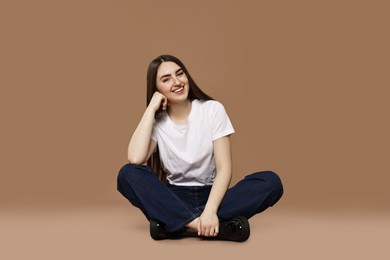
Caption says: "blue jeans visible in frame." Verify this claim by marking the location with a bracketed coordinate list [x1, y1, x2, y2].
[117, 164, 283, 232]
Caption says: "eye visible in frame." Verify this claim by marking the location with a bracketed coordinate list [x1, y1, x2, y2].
[177, 71, 184, 76]
[162, 78, 170, 83]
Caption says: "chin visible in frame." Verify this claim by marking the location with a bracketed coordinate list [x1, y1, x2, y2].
[169, 94, 189, 104]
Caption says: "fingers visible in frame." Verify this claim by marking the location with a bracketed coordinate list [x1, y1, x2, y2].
[204, 227, 217, 237]
[198, 222, 219, 237]
[155, 91, 168, 111]
[207, 227, 218, 237]
[161, 95, 168, 111]
[197, 219, 201, 236]
[150, 91, 168, 111]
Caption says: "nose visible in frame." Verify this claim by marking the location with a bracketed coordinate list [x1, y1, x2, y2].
[173, 76, 181, 86]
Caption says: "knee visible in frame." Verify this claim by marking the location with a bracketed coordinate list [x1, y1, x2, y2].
[246, 171, 284, 198]
[117, 163, 152, 187]
[266, 171, 283, 193]
[263, 171, 284, 205]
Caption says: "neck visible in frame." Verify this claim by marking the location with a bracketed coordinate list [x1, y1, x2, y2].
[168, 99, 192, 124]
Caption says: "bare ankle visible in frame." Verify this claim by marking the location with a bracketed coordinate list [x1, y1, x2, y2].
[185, 217, 199, 231]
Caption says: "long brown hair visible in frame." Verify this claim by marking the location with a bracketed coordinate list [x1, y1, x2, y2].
[146, 54, 213, 181]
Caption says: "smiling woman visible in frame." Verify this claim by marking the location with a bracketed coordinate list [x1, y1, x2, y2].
[156, 62, 189, 106]
[116, 54, 284, 242]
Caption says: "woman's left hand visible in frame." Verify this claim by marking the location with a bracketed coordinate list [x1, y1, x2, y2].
[197, 211, 219, 237]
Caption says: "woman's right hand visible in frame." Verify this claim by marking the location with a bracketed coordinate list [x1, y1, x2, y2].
[148, 91, 168, 112]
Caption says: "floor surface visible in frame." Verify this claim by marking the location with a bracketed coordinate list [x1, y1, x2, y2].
[1, 204, 389, 260]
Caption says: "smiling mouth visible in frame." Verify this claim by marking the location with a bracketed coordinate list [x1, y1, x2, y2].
[172, 86, 184, 93]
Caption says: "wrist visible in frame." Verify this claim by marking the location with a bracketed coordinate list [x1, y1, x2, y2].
[145, 105, 158, 115]
[203, 205, 218, 214]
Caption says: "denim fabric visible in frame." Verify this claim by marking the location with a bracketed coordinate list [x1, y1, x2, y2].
[166, 183, 212, 211]
[117, 163, 283, 232]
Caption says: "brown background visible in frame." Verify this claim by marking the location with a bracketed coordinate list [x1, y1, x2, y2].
[1, 1, 389, 259]
[1, 0, 389, 211]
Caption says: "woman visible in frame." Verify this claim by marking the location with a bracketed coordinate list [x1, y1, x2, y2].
[117, 54, 283, 242]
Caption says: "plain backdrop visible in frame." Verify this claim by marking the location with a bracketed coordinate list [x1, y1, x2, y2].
[1, 0, 389, 213]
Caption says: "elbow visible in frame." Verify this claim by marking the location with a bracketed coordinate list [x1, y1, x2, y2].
[127, 154, 146, 165]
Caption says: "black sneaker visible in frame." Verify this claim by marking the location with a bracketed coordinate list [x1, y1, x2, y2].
[217, 216, 250, 242]
[150, 219, 196, 240]
[150, 219, 170, 240]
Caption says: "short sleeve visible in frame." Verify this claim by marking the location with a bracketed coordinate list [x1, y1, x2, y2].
[210, 101, 235, 141]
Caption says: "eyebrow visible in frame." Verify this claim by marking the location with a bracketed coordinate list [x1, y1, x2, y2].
[160, 68, 183, 80]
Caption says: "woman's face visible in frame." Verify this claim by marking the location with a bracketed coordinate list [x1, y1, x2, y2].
[156, 61, 189, 104]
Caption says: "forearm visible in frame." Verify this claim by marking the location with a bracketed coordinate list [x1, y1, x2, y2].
[204, 167, 232, 213]
[127, 107, 156, 164]
[203, 136, 233, 214]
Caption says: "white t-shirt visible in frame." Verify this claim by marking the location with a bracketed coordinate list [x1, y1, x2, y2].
[151, 99, 235, 186]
